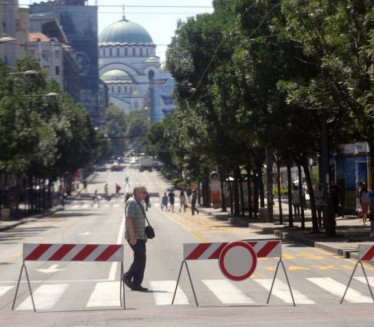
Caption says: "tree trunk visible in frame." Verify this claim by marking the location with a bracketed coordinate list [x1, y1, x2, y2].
[287, 163, 293, 227]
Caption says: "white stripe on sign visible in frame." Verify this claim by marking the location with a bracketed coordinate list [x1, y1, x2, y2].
[150, 281, 189, 305]
[354, 276, 374, 287]
[203, 279, 255, 304]
[16, 284, 68, 310]
[0, 285, 13, 297]
[308, 277, 373, 303]
[86, 282, 120, 307]
[255, 278, 315, 304]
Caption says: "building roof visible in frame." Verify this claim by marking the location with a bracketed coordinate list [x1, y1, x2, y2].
[100, 69, 134, 83]
[99, 18, 153, 45]
[29, 32, 51, 42]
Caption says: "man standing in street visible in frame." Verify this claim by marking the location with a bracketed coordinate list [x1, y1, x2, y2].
[123, 185, 149, 292]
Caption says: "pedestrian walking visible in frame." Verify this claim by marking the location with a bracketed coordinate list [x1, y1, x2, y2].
[314, 183, 326, 228]
[360, 182, 370, 225]
[82, 179, 87, 193]
[92, 189, 100, 207]
[58, 185, 65, 207]
[291, 184, 301, 220]
[161, 192, 168, 211]
[168, 189, 175, 212]
[104, 183, 109, 200]
[179, 190, 187, 212]
[330, 180, 341, 217]
[115, 182, 121, 198]
[368, 185, 374, 238]
[145, 192, 150, 211]
[191, 189, 199, 215]
[123, 185, 149, 292]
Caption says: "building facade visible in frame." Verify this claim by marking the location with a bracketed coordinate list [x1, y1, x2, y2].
[29, 0, 100, 124]
[98, 16, 161, 116]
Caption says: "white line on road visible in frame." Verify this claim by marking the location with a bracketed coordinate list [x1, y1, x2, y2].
[203, 279, 255, 304]
[308, 277, 373, 303]
[86, 282, 121, 307]
[255, 278, 315, 304]
[16, 284, 68, 310]
[150, 280, 189, 305]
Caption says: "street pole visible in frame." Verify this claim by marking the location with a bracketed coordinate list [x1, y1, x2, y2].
[321, 112, 336, 236]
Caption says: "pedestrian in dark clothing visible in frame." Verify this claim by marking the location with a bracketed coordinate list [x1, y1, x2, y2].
[191, 189, 199, 215]
[145, 192, 150, 211]
[168, 190, 175, 212]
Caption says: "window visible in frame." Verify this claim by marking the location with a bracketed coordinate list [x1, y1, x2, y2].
[125, 48, 128, 56]
[140, 48, 143, 56]
[132, 48, 136, 56]
[55, 66, 60, 75]
[109, 48, 112, 56]
[103, 48, 106, 56]
[117, 48, 120, 56]
[118, 86, 121, 93]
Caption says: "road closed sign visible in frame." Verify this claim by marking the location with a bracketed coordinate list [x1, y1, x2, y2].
[218, 241, 257, 281]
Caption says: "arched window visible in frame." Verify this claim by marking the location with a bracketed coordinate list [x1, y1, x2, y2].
[118, 86, 121, 93]
[125, 48, 128, 56]
[116, 48, 120, 56]
[140, 48, 143, 56]
[132, 48, 136, 56]
[109, 48, 112, 56]
[146, 48, 149, 56]
[103, 48, 106, 56]
[148, 70, 155, 80]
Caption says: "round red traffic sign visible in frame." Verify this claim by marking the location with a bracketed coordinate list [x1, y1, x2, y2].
[218, 241, 257, 281]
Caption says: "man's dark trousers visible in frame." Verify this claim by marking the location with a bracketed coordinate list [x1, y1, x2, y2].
[127, 239, 146, 287]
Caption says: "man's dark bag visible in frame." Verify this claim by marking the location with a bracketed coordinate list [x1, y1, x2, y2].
[145, 225, 155, 239]
[136, 199, 155, 239]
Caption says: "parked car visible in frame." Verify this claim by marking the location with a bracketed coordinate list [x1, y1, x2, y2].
[93, 164, 107, 172]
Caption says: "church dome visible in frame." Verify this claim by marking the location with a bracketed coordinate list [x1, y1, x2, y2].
[99, 18, 153, 45]
[100, 69, 133, 83]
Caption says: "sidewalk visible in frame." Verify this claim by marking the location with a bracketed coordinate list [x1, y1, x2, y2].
[197, 201, 374, 260]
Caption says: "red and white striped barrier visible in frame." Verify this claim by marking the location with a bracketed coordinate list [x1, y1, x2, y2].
[341, 244, 374, 304]
[173, 239, 294, 307]
[23, 243, 123, 262]
[13, 243, 125, 312]
[359, 244, 374, 261]
[183, 240, 281, 261]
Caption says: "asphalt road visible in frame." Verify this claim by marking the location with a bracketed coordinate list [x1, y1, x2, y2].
[1, 159, 374, 326]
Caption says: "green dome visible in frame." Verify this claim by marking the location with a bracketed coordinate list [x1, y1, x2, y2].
[99, 18, 153, 45]
[101, 69, 133, 83]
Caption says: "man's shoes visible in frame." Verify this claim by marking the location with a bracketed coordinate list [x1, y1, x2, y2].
[132, 285, 148, 292]
[122, 274, 132, 289]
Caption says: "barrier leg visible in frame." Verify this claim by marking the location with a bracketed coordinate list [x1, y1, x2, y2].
[172, 260, 184, 305]
[12, 263, 36, 312]
[185, 260, 199, 307]
[120, 261, 125, 309]
[267, 259, 295, 306]
[172, 260, 199, 307]
[340, 260, 360, 304]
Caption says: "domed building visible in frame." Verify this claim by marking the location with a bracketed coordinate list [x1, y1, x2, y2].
[98, 16, 161, 114]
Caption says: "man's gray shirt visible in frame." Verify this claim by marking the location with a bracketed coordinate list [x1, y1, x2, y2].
[125, 197, 146, 240]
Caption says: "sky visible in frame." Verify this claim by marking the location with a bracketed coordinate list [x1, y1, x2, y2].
[22, 0, 214, 63]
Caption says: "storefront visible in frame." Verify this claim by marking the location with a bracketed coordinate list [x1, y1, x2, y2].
[334, 143, 370, 212]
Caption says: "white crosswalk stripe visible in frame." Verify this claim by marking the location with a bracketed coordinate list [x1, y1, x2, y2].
[150, 280, 189, 305]
[4, 277, 374, 310]
[86, 282, 121, 307]
[16, 284, 68, 310]
[203, 279, 255, 304]
[0, 285, 13, 297]
[254, 278, 315, 304]
[354, 276, 374, 287]
[307, 277, 373, 303]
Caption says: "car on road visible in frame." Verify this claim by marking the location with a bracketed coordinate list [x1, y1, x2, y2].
[111, 163, 124, 171]
[93, 164, 106, 172]
[153, 161, 164, 171]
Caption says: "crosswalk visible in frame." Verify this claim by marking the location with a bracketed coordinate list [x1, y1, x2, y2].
[2, 276, 373, 310]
